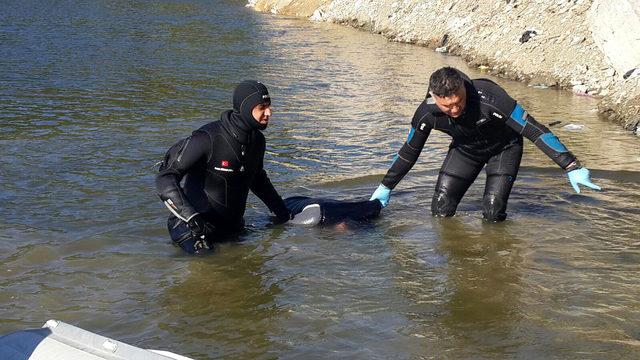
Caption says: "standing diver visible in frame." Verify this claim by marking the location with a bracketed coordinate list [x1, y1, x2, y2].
[370, 67, 601, 221]
[156, 80, 292, 254]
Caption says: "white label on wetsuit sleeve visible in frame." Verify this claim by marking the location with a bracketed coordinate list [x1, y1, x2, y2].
[164, 200, 188, 222]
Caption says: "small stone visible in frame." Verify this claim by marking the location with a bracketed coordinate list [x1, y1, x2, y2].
[623, 68, 640, 79]
[604, 68, 616, 77]
[570, 36, 585, 45]
[441, 33, 449, 46]
[310, 9, 324, 21]
[435, 46, 448, 53]
[519, 30, 537, 43]
[572, 84, 588, 94]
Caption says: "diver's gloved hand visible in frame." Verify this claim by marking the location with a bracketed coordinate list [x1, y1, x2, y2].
[273, 209, 294, 224]
[567, 167, 601, 194]
[182, 214, 213, 254]
[370, 184, 391, 208]
[187, 214, 207, 237]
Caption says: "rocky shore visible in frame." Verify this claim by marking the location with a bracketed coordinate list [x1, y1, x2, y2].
[249, 0, 640, 134]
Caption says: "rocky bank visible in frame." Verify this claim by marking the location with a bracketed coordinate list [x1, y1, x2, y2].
[249, 0, 640, 134]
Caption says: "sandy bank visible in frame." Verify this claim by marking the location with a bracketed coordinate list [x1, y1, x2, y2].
[249, 0, 640, 135]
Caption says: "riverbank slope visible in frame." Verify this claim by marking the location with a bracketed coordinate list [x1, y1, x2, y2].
[249, 0, 640, 134]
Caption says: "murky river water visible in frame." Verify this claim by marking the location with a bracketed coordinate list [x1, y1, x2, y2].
[1, 1, 639, 359]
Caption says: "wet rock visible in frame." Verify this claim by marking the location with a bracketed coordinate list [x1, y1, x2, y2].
[519, 29, 537, 43]
[588, 85, 601, 95]
[529, 75, 558, 88]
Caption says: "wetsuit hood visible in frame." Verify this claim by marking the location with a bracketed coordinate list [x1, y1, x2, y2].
[232, 80, 271, 132]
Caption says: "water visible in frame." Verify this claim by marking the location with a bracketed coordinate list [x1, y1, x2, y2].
[1, 1, 639, 358]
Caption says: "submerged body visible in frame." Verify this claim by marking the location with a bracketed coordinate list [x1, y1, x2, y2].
[285, 197, 382, 226]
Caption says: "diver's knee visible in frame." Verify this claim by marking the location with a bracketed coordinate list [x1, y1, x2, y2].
[482, 194, 507, 222]
[431, 192, 457, 217]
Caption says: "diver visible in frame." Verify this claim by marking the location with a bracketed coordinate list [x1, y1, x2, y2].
[370, 66, 601, 221]
[156, 80, 292, 254]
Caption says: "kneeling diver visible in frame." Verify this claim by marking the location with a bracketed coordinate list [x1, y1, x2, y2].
[155, 80, 292, 254]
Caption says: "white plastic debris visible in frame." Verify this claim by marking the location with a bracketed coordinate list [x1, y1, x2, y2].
[562, 123, 586, 131]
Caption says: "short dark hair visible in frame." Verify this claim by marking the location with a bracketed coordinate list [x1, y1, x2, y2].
[428, 67, 464, 97]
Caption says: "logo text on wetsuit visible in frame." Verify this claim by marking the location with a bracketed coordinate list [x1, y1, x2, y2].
[214, 160, 234, 172]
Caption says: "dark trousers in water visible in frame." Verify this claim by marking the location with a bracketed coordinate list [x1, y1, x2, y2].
[431, 143, 523, 222]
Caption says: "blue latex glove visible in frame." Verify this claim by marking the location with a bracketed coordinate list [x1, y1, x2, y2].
[567, 167, 601, 193]
[370, 184, 391, 208]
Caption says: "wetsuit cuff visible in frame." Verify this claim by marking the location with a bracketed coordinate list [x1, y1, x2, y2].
[564, 159, 582, 172]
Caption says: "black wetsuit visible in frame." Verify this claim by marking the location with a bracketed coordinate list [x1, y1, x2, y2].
[382, 75, 577, 221]
[156, 82, 289, 248]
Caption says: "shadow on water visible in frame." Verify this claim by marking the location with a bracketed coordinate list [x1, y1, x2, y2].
[383, 215, 528, 357]
[158, 242, 287, 359]
[433, 218, 526, 357]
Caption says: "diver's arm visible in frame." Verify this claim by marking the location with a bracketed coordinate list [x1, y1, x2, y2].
[155, 131, 210, 222]
[249, 141, 290, 221]
[381, 106, 433, 189]
[250, 169, 289, 219]
[505, 104, 577, 169]
[505, 104, 601, 193]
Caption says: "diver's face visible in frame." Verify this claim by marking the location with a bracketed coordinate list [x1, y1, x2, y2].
[252, 102, 272, 127]
[432, 86, 467, 118]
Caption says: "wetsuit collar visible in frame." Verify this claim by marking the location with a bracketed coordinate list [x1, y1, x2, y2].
[221, 110, 253, 144]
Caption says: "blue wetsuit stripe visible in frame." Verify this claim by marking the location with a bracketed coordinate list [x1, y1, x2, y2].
[510, 104, 527, 127]
[406, 127, 416, 142]
[390, 127, 416, 166]
[539, 133, 568, 153]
